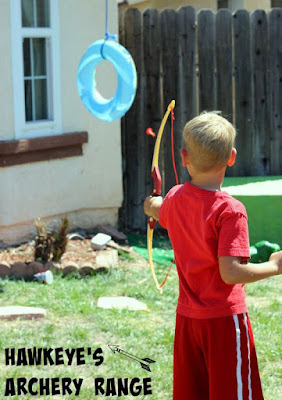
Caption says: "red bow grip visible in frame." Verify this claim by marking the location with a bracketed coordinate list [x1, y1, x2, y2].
[151, 166, 162, 196]
[148, 166, 162, 229]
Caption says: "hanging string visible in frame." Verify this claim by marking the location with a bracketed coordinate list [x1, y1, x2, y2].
[170, 109, 179, 185]
[101, 0, 117, 59]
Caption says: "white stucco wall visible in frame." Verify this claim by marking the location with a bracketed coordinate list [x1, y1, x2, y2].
[0, 0, 14, 141]
[0, 0, 123, 244]
[120, 0, 272, 11]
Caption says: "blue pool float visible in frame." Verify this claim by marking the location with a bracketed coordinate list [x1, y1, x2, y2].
[77, 39, 137, 122]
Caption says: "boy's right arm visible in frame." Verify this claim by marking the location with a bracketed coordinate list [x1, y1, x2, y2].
[219, 251, 282, 285]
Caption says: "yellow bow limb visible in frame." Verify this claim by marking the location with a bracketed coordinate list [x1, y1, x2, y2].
[147, 100, 175, 293]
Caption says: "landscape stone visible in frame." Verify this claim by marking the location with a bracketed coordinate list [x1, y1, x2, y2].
[97, 296, 148, 311]
[97, 225, 127, 242]
[11, 262, 27, 279]
[91, 233, 112, 250]
[45, 261, 61, 273]
[80, 264, 95, 276]
[29, 261, 44, 274]
[0, 306, 46, 320]
[62, 264, 79, 276]
[23, 264, 35, 280]
[96, 249, 118, 268]
[0, 262, 12, 278]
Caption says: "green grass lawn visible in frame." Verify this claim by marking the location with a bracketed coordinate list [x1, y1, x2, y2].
[0, 251, 281, 399]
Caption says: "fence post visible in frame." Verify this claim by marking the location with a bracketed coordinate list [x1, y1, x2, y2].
[122, 9, 146, 229]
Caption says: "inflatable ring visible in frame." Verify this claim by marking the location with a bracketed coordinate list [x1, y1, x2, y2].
[77, 39, 137, 122]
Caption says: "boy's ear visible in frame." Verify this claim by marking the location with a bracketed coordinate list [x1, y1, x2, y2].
[181, 148, 189, 167]
[227, 148, 237, 167]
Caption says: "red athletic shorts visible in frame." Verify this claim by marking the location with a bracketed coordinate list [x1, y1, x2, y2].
[173, 313, 264, 400]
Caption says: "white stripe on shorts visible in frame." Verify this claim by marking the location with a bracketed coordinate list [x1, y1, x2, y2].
[233, 315, 243, 400]
[233, 314, 253, 400]
[243, 313, 252, 400]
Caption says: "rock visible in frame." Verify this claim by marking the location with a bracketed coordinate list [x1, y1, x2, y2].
[0, 306, 46, 320]
[0, 262, 12, 278]
[62, 263, 79, 276]
[95, 249, 118, 268]
[23, 264, 35, 280]
[97, 296, 147, 311]
[80, 264, 95, 276]
[91, 233, 112, 250]
[97, 225, 127, 242]
[11, 262, 27, 280]
[45, 261, 61, 273]
[29, 261, 44, 274]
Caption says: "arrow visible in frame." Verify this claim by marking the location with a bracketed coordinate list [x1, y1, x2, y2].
[108, 345, 156, 372]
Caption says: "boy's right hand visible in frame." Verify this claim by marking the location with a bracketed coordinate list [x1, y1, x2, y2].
[269, 251, 282, 274]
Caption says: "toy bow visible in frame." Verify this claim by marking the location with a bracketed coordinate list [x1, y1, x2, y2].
[147, 100, 176, 294]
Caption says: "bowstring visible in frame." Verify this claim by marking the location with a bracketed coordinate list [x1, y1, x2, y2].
[158, 107, 178, 289]
[170, 108, 179, 185]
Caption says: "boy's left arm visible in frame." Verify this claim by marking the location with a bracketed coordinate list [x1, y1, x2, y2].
[144, 196, 163, 221]
[219, 252, 282, 284]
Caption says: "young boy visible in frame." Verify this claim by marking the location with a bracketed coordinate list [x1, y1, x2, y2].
[144, 112, 282, 400]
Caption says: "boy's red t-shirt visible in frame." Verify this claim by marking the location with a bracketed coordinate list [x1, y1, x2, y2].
[159, 181, 250, 319]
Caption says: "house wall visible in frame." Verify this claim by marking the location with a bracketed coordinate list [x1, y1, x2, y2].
[120, 0, 218, 11]
[234, 0, 270, 11]
[119, 0, 272, 11]
[0, 0, 123, 244]
[0, 0, 14, 141]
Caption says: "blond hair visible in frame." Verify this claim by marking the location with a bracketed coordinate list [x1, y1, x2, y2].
[183, 112, 236, 172]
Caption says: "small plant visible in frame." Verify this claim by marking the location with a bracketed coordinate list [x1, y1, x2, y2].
[34, 217, 71, 263]
[34, 218, 53, 263]
[52, 217, 71, 262]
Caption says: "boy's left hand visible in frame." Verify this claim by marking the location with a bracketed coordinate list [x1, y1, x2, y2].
[144, 196, 163, 221]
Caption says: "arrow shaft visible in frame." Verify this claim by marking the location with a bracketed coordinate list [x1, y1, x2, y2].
[118, 349, 144, 364]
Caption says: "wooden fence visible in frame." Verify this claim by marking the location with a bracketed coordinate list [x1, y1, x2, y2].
[119, 7, 282, 230]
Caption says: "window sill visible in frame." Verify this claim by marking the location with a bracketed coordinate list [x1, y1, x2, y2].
[0, 132, 88, 167]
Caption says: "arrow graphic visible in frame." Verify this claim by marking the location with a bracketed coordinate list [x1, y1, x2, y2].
[108, 345, 156, 372]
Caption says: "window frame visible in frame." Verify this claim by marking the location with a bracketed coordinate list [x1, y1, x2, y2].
[10, 0, 62, 139]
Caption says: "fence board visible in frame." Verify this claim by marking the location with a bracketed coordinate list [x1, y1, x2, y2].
[143, 9, 162, 200]
[216, 9, 234, 177]
[122, 9, 145, 229]
[216, 10, 233, 120]
[233, 10, 254, 177]
[269, 8, 282, 175]
[177, 6, 196, 182]
[251, 10, 270, 175]
[198, 10, 216, 111]
[160, 9, 180, 194]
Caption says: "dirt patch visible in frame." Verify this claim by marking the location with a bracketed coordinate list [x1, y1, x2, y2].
[0, 239, 145, 269]
[0, 239, 95, 266]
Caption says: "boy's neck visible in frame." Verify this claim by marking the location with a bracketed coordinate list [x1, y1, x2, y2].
[190, 169, 225, 192]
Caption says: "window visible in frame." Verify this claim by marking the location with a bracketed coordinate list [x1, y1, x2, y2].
[218, 0, 229, 8]
[11, 0, 61, 139]
[217, 0, 245, 11]
[271, 0, 282, 7]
